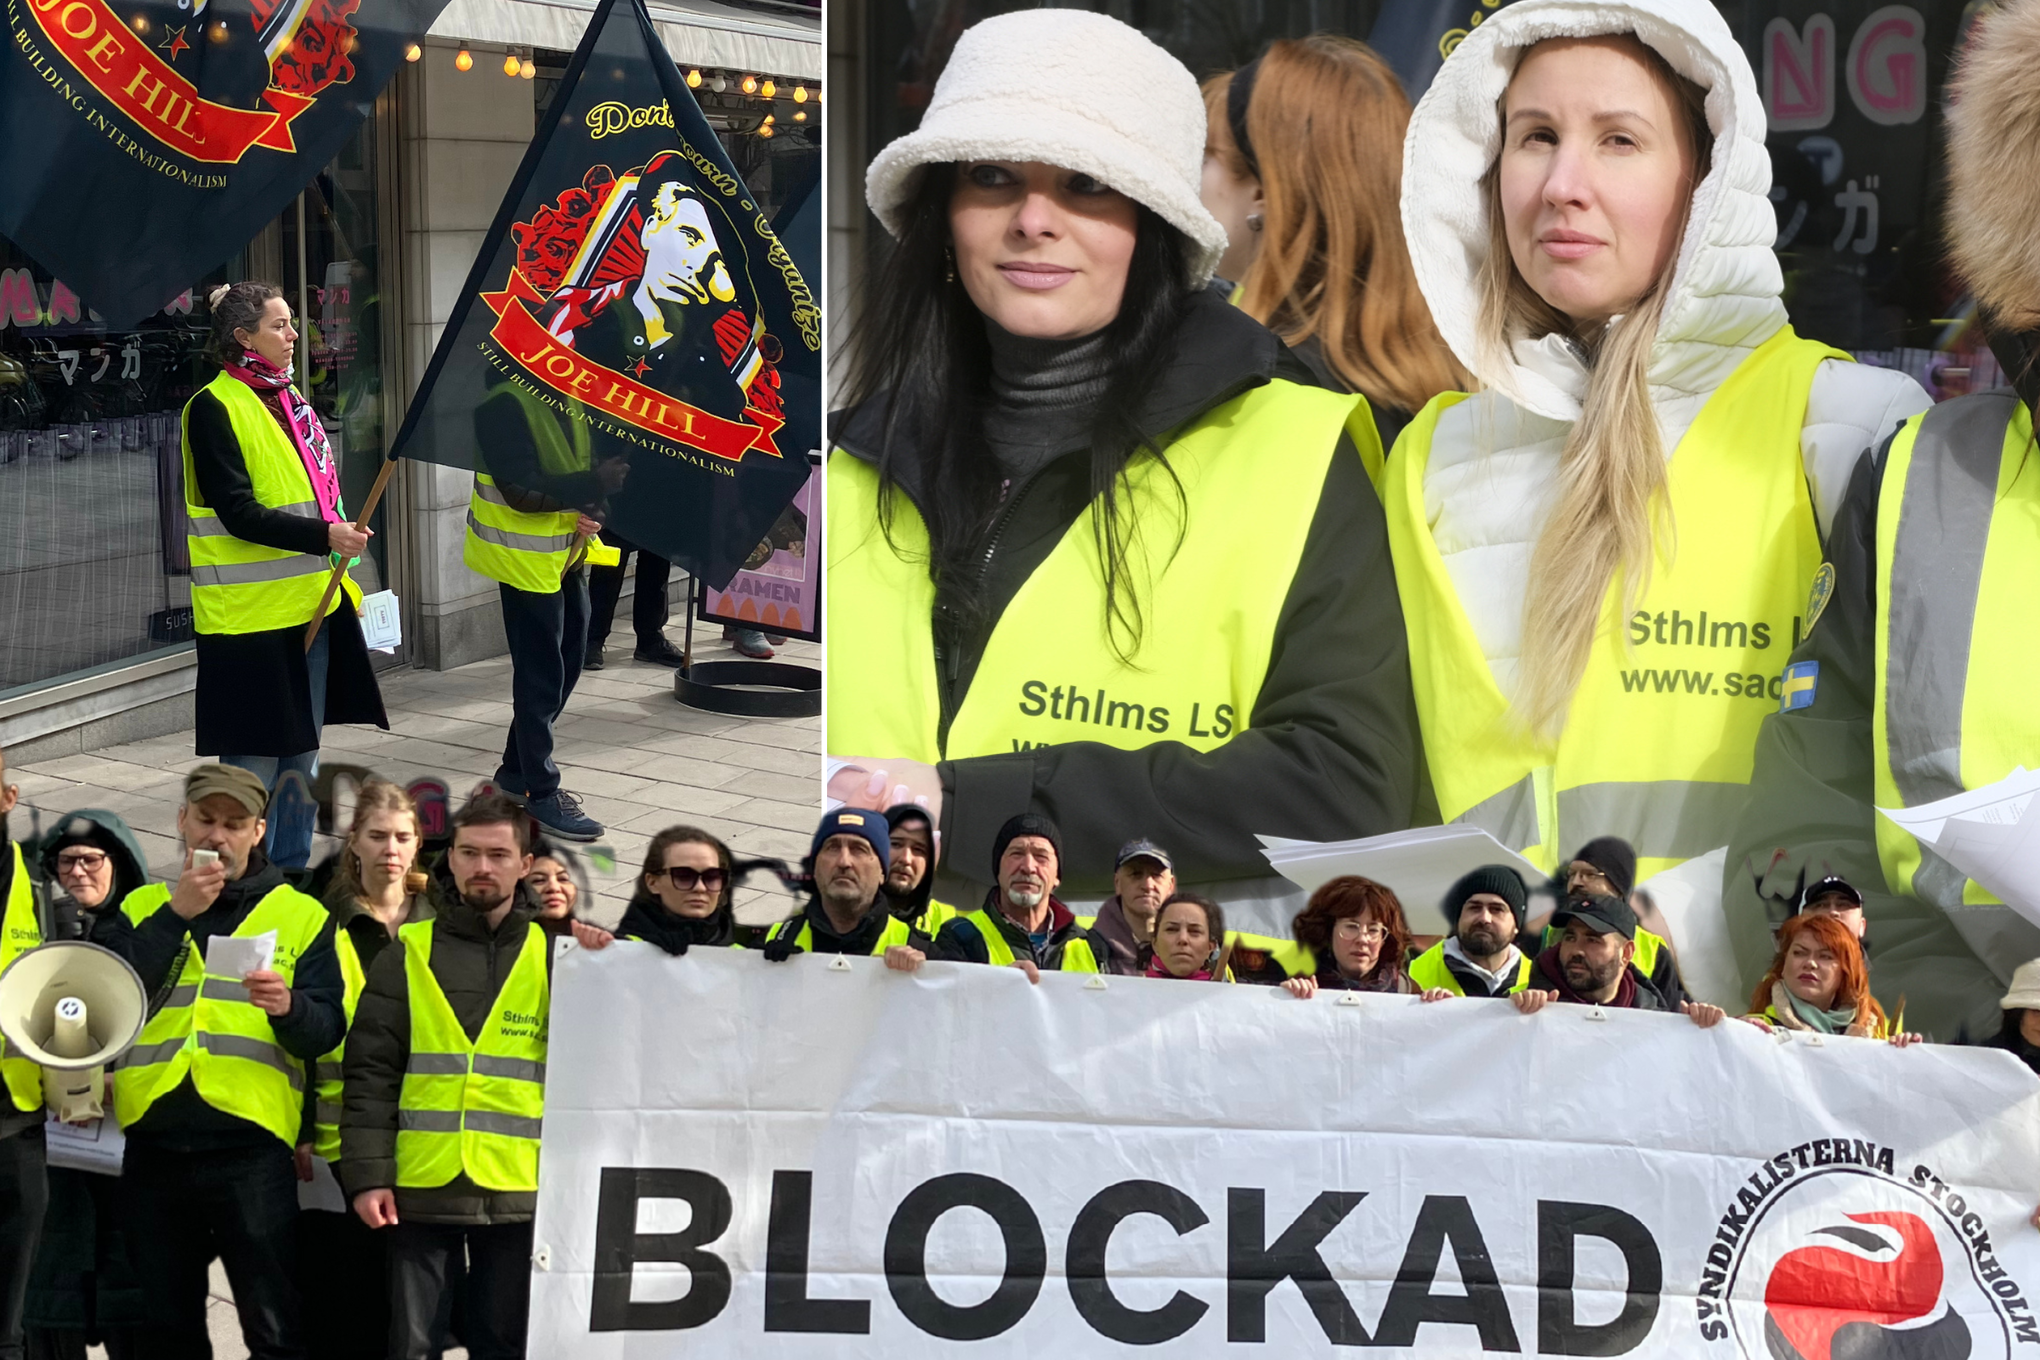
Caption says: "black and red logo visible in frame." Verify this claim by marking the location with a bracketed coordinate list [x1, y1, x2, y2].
[1763, 1211, 1970, 1360]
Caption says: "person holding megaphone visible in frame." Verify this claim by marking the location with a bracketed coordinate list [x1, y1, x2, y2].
[0, 745, 46, 1360]
[114, 763, 345, 1358]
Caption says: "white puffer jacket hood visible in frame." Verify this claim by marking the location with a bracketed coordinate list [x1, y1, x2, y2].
[1401, 0, 1787, 419]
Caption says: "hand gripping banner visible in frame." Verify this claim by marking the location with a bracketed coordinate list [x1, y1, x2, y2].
[385, 0, 818, 591]
[530, 947, 2040, 1358]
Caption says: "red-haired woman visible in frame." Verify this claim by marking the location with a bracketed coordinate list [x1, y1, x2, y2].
[1741, 914, 1920, 1044]
[1281, 875, 1450, 1000]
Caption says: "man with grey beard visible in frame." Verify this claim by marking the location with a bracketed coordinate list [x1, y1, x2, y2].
[934, 814, 1103, 975]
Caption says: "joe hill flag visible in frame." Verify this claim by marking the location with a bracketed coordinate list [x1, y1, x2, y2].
[0, 0, 449, 326]
[389, 0, 818, 591]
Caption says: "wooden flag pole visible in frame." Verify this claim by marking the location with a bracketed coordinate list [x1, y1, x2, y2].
[304, 457, 399, 654]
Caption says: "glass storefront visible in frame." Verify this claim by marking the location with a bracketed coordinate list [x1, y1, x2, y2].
[0, 116, 386, 699]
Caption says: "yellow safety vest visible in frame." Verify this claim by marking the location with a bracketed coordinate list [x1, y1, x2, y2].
[1073, 914, 1313, 978]
[1873, 394, 2040, 946]
[1385, 329, 1843, 881]
[464, 386, 589, 594]
[826, 381, 1377, 761]
[310, 927, 367, 1162]
[910, 898, 960, 939]
[116, 881, 329, 1146]
[0, 844, 43, 1113]
[395, 919, 549, 1193]
[1408, 941, 1534, 996]
[762, 912, 915, 954]
[954, 908, 1100, 972]
[181, 373, 360, 635]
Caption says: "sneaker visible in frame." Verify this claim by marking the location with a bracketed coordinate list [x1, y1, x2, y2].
[733, 629, 775, 660]
[765, 634, 788, 646]
[583, 644, 605, 671]
[633, 636, 687, 667]
[527, 789, 602, 842]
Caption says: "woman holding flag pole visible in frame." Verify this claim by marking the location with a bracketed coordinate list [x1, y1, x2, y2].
[182, 281, 388, 870]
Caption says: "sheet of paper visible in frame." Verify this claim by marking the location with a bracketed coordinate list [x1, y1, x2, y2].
[1258, 824, 1545, 917]
[1879, 766, 2040, 929]
[299, 1152, 346, 1212]
[1635, 847, 1738, 1009]
[205, 930, 275, 979]
[359, 590, 402, 654]
[45, 1110, 124, 1175]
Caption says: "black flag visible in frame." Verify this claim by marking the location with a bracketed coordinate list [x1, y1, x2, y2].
[388, 0, 818, 592]
[0, 0, 449, 326]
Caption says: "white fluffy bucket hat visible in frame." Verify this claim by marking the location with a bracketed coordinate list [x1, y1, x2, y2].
[863, 9, 1230, 287]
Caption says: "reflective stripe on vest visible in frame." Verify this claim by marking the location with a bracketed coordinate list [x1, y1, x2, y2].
[1408, 942, 1533, 996]
[463, 386, 588, 594]
[181, 373, 359, 634]
[1872, 394, 2040, 966]
[1385, 329, 1842, 880]
[115, 882, 328, 1146]
[0, 844, 43, 1112]
[826, 381, 1378, 761]
[957, 909, 1099, 972]
[395, 919, 549, 1193]
[311, 928, 367, 1163]
[765, 913, 915, 955]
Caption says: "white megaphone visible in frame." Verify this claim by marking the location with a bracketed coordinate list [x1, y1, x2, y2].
[0, 940, 148, 1123]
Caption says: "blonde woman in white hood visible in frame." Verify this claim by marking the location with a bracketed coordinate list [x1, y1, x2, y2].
[1386, 0, 1928, 972]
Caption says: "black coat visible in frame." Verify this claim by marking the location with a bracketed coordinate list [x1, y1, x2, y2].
[185, 387, 388, 757]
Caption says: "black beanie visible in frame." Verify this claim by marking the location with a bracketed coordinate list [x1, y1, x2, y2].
[1442, 865, 1528, 927]
[1570, 836, 1637, 900]
[991, 813, 1062, 877]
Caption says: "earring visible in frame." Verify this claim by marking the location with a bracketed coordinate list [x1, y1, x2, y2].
[1245, 212, 1264, 233]
[944, 246, 956, 283]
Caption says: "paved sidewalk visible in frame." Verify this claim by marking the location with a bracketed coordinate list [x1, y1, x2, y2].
[12, 631, 821, 930]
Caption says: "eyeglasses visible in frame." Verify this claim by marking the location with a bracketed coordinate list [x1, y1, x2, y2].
[1333, 920, 1388, 943]
[56, 850, 109, 874]
[652, 867, 727, 892]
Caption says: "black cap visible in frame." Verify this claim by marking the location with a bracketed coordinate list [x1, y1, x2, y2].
[991, 813, 1062, 877]
[1794, 875, 1864, 913]
[1442, 865, 1528, 927]
[1568, 837, 1637, 900]
[1115, 839, 1173, 872]
[1552, 892, 1638, 941]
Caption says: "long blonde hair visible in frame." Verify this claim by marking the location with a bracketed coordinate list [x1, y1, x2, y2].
[1478, 35, 1711, 733]
[1208, 37, 1469, 414]
[333, 778, 428, 902]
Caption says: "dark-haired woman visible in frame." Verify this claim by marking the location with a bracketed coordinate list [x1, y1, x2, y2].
[184, 281, 387, 868]
[828, 8, 1419, 909]
[1146, 893, 1231, 982]
[617, 826, 737, 954]
[1281, 875, 1451, 999]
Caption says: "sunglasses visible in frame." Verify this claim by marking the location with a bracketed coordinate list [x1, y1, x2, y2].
[652, 866, 727, 892]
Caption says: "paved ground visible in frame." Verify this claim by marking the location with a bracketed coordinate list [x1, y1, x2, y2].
[28, 626, 820, 1359]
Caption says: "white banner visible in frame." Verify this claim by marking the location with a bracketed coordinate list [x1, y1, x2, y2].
[532, 945, 2040, 1359]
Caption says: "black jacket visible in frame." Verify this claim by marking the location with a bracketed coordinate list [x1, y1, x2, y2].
[185, 386, 388, 757]
[120, 849, 345, 1149]
[1723, 436, 2014, 1042]
[934, 893, 1100, 970]
[340, 860, 550, 1223]
[770, 895, 934, 956]
[832, 288, 1421, 902]
[617, 894, 735, 954]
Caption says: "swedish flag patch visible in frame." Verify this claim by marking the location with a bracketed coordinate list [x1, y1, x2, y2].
[1780, 660, 1819, 712]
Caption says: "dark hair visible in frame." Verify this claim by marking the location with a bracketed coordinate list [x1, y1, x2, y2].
[640, 824, 734, 914]
[842, 163, 1196, 661]
[452, 792, 531, 853]
[207, 281, 285, 362]
[1291, 875, 1412, 964]
[1157, 891, 1225, 944]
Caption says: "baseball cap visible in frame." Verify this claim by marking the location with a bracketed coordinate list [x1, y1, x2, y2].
[1114, 839, 1173, 872]
[1552, 892, 1638, 941]
[184, 763, 269, 817]
[1794, 875, 1865, 913]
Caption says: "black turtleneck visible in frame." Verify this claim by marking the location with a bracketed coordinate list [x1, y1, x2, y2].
[981, 319, 1113, 484]
[617, 894, 734, 955]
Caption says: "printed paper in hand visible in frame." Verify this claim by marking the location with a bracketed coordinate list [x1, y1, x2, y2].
[206, 931, 276, 980]
[1879, 766, 2040, 928]
[360, 590, 402, 654]
[299, 1153, 346, 1212]
[46, 1111, 124, 1176]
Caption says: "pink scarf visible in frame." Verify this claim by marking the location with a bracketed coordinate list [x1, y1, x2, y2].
[1146, 954, 1219, 982]
[223, 351, 343, 525]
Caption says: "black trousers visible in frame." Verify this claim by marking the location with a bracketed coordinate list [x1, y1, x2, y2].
[0, 1126, 48, 1360]
[387, 1221, 531, 1360]
[496, 570, 588, 802]
[295, 1209, 386, 1360]
[585, 532, 670, 650]
[123, 1140, 304, 1360]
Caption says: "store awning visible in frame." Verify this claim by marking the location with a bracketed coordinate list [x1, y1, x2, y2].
[427, 0, 821, 79]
